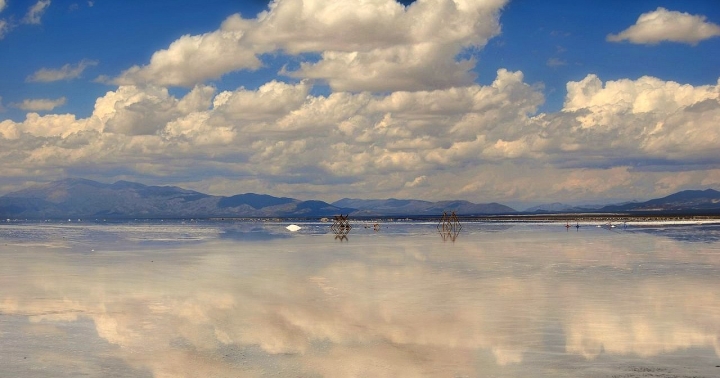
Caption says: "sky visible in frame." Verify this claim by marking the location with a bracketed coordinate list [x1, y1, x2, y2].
[0, 0, 719, 208]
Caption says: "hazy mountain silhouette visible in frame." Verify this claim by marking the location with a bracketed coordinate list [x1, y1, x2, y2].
[598, 189, 720, 213]
[333, 198, 516, 215]
[0, 179, 718, 219]
[0, 178, 352, 218]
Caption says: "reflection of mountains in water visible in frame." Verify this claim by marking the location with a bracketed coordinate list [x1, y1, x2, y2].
[473, 224, 514, 232]
[626, 224, 720, 243]
[220, 225, 294, 241]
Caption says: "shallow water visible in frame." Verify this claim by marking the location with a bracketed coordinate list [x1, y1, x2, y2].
[1, 220, 719, 377]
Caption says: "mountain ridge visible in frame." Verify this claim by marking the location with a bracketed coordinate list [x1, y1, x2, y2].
[333, 198, 517, 216]
[597, 189, 720, 213]
[1, 179, 719, 218]
[0, 179, 351, 219]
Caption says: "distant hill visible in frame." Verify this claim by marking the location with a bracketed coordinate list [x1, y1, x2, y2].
[598, 189, 720, 213]
[523, 202, 618, 213]
[333, 198, 517, 216]
[523, 202, 577, 213]
[522, 190, 720, 214]
[0, 178, 353, 219]
[1, 179, 717, 219]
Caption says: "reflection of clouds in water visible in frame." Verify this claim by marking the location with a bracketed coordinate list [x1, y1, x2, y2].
[564, 277, 720, 359]
[0, 316, 153, 378]
[1, 227, 719, 377]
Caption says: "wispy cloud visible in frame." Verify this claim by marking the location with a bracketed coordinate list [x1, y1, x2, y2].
[23, 0, 51, 25]
[546, 57, 566, 67]
[0, 0, 9, 39]
[1, 0, 51, 39]
[608, 7, 720, 45]
[12, 97, 66, 111]
[0, 19, 9, 39]
[27, 59, 98, 82]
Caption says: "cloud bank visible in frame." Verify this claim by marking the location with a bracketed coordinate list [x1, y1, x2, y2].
[2, 69, 720, 202]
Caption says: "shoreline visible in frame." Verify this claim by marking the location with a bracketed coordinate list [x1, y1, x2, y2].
[3, 213, 720, 225]
[456, 213, 720, 223]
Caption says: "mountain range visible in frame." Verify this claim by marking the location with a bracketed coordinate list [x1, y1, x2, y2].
[0, 178, 354, 219]
[0, 178, 718, 219]
[523, 189, 720, 214]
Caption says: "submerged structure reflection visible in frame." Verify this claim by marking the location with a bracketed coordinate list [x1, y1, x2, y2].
[439, 229, 460, 242]
[437, 211, 462, 233]
[438, 211, 462, 241]
[331, 214, 351, 241]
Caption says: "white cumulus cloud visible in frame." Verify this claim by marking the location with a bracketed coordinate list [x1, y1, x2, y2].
[538, 74, 720, 170]
[113, 24, 263, 87]
[114, 0, 508, 91]
[94, 84, 215, 136]
[607, 7, 720, 45]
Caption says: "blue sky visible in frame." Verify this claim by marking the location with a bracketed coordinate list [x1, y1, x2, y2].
[1, 0, 719, 207]
[479, 0, 720, 111]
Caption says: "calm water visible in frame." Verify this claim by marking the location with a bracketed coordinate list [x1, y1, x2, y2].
[1, 220, 719, 377]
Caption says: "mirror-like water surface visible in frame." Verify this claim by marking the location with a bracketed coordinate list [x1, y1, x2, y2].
[1, 221, 719, 377]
